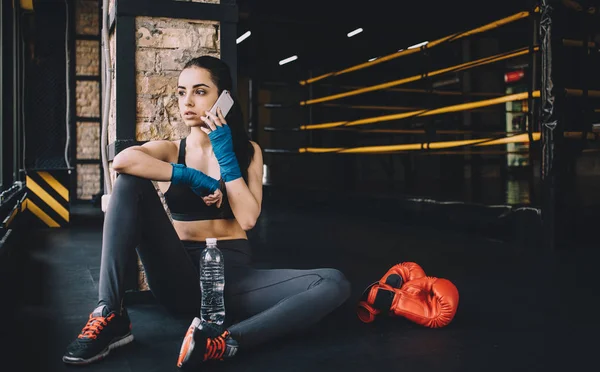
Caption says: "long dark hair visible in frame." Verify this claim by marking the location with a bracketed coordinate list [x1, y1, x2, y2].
[182, 56, 255, 181]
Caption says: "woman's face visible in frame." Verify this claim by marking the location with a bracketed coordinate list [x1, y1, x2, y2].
[177, 67, 219, 128]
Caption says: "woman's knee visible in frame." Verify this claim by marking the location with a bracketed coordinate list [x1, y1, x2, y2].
[316, 268, 351, 302]
[113, 173, 155, 194]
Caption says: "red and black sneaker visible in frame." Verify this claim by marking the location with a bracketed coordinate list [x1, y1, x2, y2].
[62, 305, 133, 365]
[177, 317, 238, 369]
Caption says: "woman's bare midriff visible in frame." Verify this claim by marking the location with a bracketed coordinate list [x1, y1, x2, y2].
[173, 219, 248, 242]
[156, 175, 246, 242]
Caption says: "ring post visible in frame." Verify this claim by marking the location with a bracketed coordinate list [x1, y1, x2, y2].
[539, 0, 565, 251]
[528, 3, 540, 208]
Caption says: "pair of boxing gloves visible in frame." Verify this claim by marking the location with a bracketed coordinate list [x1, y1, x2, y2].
[357, 262, 459, 328]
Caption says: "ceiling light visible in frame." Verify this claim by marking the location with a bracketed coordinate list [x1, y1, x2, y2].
[347, 28, 363, 38]
[432, 77, 460, 88]
[279, 55, 298, 66]
[236, 31, 251, 44]
[408, 41, 428, 49]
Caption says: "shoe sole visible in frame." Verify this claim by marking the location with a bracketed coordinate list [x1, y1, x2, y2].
[62, 333, 134, 365]
[177, 317, 202, 368]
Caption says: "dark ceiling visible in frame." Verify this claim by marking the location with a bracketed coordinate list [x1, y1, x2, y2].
[236, 0, 537, 82]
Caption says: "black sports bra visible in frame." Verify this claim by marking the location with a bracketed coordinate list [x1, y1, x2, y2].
[163, 137, 235, 221]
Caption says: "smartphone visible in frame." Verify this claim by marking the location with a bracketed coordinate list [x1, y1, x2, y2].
[209, 90, 234, 118]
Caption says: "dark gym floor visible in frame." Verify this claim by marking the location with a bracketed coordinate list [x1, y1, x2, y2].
[1, 186, 595, 372]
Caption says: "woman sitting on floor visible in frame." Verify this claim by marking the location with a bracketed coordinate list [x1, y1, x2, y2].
[62, 55, 351, 368]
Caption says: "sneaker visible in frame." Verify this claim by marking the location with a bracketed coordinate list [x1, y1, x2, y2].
[177, 317, 238, 369]
[62, 305, 134, 365]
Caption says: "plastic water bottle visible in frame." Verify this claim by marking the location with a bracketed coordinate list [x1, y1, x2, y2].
[199, 238, 225, 326]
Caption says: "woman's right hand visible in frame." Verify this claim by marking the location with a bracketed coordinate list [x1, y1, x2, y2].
[171, 163, 219, 196]
[202, 189, 223, 208]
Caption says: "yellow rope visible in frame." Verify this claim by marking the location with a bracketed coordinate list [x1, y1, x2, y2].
[321, 84, 501, 97]
[564, 89, 600, 98]
[321, 104, 422, 111]
[563, 39, 597, 48]
[299, 10, 537, 86]
[301, 91, 541, 130]
[298, 133, 541, 154]
[300, 46, 537, 106]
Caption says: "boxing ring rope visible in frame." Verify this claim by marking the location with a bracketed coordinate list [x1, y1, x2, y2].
[288, 133, 541, 154]
[262, 3, 599, 145]
[265, 128, 526, 135]
[564, 89, 600, 98]
[296, 88, 600, 131]
[264, 103, 424, 111]
[260, 1, 599, 249]
[300, 46, 539, 106]
[562, 39, 597, 48]
[300, 91, 541, 130]
[263, 125, 600, 138]
[264, 131, 597, 155]
[418, 147, 600, 156]
[320, 104, 423, 111]
[263, 88, 500, 110]
[323, 106, 512, 114]
[299, 9, 539, 86]
[318, 84, 501, 97]
[315, 129, 597, 136]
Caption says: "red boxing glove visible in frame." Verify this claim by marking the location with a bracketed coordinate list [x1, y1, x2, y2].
[357, 262, 426, 323]
[380, 262, 426, 288]
[358, 277, 459, 328]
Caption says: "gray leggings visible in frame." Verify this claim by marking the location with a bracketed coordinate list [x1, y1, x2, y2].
[98, 174, 351, 348]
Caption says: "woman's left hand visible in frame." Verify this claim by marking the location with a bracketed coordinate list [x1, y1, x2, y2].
[200, 107, 227, 134]
[202, 188, 223, 208]
[200, 107, 242, 182]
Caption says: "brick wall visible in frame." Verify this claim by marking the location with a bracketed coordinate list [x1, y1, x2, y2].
[107, 2, 223, 145]
[75, 81, 100, 117]
[75, 0, 101, 200]
[77, 122, 100, 159]
[77, 164, 101, 200]
[106, 1, 223, 290]
[76, 0, 99, 35]
[76, 40, 100, 76]
[135, 16, 220, 142]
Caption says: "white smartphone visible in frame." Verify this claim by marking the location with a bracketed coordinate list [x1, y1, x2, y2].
[209, 90, 234, 118]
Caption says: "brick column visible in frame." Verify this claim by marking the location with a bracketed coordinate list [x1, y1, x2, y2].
[106, 0, 237, 291]
[75, 0, 103, 200]
[135, 17, 220, 142]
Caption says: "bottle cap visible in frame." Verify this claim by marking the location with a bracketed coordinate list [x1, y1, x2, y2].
[206, 238, 217, 245]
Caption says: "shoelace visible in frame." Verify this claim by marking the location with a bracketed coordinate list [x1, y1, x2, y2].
[78, 313, 115, 339]
[203, 330, 230, 361]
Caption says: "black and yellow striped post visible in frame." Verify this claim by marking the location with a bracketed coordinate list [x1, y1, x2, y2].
[2, 197, 25, 229]
[24, 170, 70, 227]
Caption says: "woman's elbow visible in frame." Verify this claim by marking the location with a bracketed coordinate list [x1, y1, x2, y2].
[240, 219, 256, 231]
[112, 154, 125, 173]
[112, 149, 133, 173]
[239, 213, 259, 231]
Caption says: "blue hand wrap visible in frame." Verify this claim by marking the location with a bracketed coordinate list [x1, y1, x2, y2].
[208, 125, 242, 182]
[171, 163, 219, 196]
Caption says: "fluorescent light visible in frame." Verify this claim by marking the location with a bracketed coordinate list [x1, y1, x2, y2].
[368, 57, 377, 62]
[408, 41, 429, 49]
[347, 28, 363, 38]
[236, 31, 251, 44]
[279, 55, 298, 66]
[432, 77, 460, 88]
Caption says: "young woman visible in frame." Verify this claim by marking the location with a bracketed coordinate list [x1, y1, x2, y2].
[62, 56, 351, 367]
